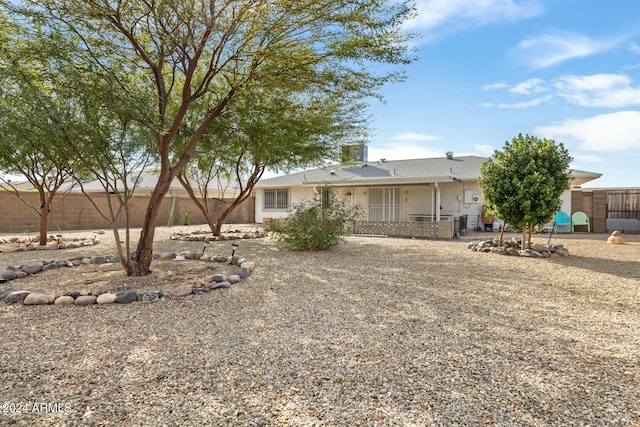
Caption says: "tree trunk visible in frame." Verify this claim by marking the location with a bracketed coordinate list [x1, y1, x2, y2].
[214, 195, 250, 236]
[498, 222, 505, 246]
[129, 176, 173, 276]
[521, 225, 527, 250]
[38, 194, 54, 246]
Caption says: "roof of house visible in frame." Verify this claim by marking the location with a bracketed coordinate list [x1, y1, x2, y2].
[257, 156, 488, 187]
[61, 171, 240, 193]
[257, 155, 602, 188]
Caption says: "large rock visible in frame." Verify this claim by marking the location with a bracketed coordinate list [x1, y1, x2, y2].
[21, 263, 44, 275]
[4, 291, 30, 303]
[0, 270, 17, 281]
[96, 293, 117, 304]
[23, 293, 55, 305]
[89, 256, 107, 265]
[115, 291, 138, 304]
[210, 274, 227, 283]
[506, 247, 520, 256]
[54, 296, 75, 305]
[74, 295, 97, 306]
[233, 267, 250, 279]
[42, 263, 59, 271]
[226, 274, 241, 284]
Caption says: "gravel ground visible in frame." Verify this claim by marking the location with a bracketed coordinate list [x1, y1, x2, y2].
[1, 226, 639, 426]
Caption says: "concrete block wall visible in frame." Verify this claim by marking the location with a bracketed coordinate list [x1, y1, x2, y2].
[0, 192, 255, 233]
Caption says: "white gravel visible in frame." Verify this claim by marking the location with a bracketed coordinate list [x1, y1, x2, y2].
[1, 226, 639, 426]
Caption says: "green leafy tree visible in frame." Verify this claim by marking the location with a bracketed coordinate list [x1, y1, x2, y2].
[479, 134, 572, 249]
[8, 0, 414, 275]
[177, 83, 369, 236]
[0, 13, 79, 244]
[1, 9, 154, 270]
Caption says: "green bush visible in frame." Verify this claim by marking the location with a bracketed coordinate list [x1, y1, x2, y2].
[265, 194, 361, 251]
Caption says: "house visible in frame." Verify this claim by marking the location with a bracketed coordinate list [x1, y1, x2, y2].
[254, 152, 602, 238]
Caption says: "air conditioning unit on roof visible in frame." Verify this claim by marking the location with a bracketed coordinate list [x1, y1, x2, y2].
[341, 144, 368, 163]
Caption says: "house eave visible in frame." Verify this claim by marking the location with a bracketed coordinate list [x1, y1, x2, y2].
[302, 176, 457, 187]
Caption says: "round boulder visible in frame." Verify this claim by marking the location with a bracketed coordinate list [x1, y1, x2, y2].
[0, 270, 17, 281]
[96, 293, 117, 304]
[115, 291, 138, 304]
[21, 263, 44, 275]
[54, 296, 75, 305]
[74, 295, 97, 306]
[23, 293, 55, 305]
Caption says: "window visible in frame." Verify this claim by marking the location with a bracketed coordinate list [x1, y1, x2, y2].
[320, 186, 333, 210]
[368, 187, 401, 222]
[264, 189, 289, 210]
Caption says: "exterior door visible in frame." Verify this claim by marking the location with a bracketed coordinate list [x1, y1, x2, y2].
[368, 187, 401, 222]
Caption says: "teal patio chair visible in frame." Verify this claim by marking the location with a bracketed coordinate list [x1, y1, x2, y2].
[554, 211, 572, 234]
[571, 211, 590, 233]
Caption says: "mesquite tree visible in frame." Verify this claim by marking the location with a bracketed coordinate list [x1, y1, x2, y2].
[7, 0, 414, 275]
[0, 14, 78, 244]
[177, 84, 368, 236]
[479, 134, 572, 249]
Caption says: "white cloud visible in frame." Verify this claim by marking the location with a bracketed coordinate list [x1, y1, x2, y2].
[482, 82, 508, 91]
[554, 74, 640, 108]
[630, 42, 640, 54]
[498, 95, 553, 108]
[405, 0, 543, 39]
[513, 31, 618, 69]
[390, 132, 440, 142]
[509, 78, 547, 95]
[535, 111, 640, 151]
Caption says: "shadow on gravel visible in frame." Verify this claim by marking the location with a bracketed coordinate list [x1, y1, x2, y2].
[551, 255, 640, 281]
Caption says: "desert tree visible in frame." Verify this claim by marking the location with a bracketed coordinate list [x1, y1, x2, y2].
[9, 0, 415, 275]
[0, 13, 80, 244]
[177, 81, 369, 236]
[479, 133, 572, 249]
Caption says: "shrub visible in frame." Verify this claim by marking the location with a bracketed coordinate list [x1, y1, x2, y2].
[265, 194, 361, 250]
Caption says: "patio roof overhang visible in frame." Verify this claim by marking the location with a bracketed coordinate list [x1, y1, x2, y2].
[301, 176, 457, 187]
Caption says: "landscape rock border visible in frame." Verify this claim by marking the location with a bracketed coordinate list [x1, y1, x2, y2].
[169, 229, 266, 242]
[468, 236, 570, 258]
[0, 235, 101, 253]
[0, 250, 255, 307]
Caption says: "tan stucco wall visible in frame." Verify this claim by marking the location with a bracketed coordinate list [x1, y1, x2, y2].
[0, 192, 254, 233]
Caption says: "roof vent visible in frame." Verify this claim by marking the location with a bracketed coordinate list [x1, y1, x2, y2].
[380, 158, 386, 163]
[446, 151, 453, 159]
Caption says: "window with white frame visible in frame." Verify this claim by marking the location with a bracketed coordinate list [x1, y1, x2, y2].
[264, 188, 289, 210]
[368, 187, 401, 222]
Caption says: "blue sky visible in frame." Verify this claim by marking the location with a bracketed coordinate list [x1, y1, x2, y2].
[363, 0, 640, 188]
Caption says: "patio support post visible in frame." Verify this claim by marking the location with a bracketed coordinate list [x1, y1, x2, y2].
[435, 183, 441, 223]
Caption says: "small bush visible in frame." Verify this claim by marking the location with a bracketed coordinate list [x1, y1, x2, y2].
[265, 194, 361, 251]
